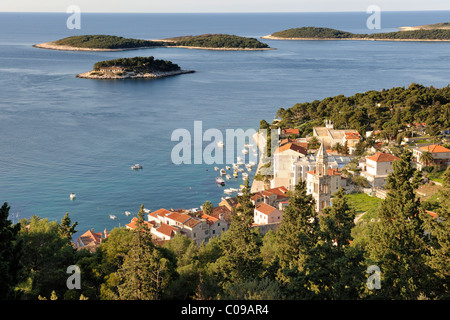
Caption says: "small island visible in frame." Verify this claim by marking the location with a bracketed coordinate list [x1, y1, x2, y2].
[262, 25, 450, 41]
[33, 35, 168, 51]
[76, 56, 195, 80]
[152, 33, 274, 50]
[34, 34, 273, 51]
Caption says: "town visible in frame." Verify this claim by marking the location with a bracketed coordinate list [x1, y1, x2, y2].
[75, 119, 450, 251]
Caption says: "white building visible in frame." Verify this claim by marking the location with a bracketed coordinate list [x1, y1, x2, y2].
[254, 202, 284, 225]
[272, 142, 307, 190]
[359, 151, 400, 186]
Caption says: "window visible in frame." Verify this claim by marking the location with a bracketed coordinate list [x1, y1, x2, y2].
[218, 222, 220, 226]
[213, 230, 216, 234]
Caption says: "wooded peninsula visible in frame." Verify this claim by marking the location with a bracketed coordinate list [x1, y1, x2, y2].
[263, 26, 450, 41]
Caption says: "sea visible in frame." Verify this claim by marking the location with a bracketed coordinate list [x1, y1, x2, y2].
[1, 11, 449, 236]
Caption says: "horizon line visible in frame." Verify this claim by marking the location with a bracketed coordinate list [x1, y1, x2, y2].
[1, 9, 450, 14]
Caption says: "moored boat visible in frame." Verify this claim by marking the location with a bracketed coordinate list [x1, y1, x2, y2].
[216, 177, 225, 185]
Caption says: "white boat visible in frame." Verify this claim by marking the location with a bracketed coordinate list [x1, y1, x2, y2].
[232, 163, 239, 169]
[230, 188, 238, 193]
[225, 174, 231, 180]
[242, 149, 249, 154]
[224, 188, 233, 194]
[217, 141, 224, 147]
[125, 211, 131, 216]
[220, 169, 226, 175]
[238, 168, 244, 172]
[69, 193, 76, 201]
[109, 214, 117, 220]
[244, 143, 254, 148]
[225, 165, 231, 170]
[237, 156, 244, 164]
[216, 177, 225, 185]
[242, 173, 249, 180]
[214, 166, 219, 171]
[249, 161, 256, 166]
[130, 164, 143, 170]
[233, 170, 239, 178]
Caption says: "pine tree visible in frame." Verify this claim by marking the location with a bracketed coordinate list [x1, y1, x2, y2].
[274, 180, 319, 298]
[0, 202, 23, 299]
[59, 212, 78, 240]
[366, 150, 432, 299]
[215, 179, 262, 288]
[421, 167, 450, 299]
[305, 188, 366, 299]
[115, 204, 175, 300]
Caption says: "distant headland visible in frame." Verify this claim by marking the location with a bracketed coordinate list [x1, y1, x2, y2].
[34, 34, 273, 51]
[76, 56, 195, 80]
[262, 24, 450, 42]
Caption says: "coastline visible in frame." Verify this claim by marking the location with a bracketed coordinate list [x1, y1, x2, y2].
[32, 41, 158, 52]
[261, 34, 450, 42]
[33, 41, 275, 52]
[76, 69, 195, 80]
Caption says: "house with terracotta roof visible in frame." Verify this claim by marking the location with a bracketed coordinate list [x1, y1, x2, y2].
[127, 207, 229, 245]
[359, 151, 400, 186]
[278, 128, 300, 138]
[76, 228, 108, 252]
[250, 186, 289, 208]
[254, 202, 283, 225]
[412, 144, 450, 170]
[272, 142, 308, 190]
[312, 121, 361, 154]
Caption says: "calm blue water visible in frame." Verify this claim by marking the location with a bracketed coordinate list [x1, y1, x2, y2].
[1, 11, 450, 236]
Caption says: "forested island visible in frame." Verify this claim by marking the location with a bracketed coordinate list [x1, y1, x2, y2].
[76, 56, 194, 79]
[154, 33, 273, 50]
[34, 34, 272, 51]
[263, 26, 450, 41]
[33, 35, 168, 51]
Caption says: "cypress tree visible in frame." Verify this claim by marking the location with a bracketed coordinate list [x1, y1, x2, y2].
[274, 180, 319, 298]
[366, 150, 432, 299]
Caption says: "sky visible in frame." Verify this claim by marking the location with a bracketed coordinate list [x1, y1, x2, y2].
[1, 0, 450, 13]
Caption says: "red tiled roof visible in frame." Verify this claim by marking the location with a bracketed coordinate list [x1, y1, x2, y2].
[274, 142, 307, 155]
[255, 203, 282, 216]
[77, 229, 103, 247]
[366, 152, 400, 163]
[201, 214, 219, 226]
[344, 132, 361, 140]
[155, 224, 179, 238]
[166, 211, 192, 224]
[282, 128, 300, 135]
[148, 208, 171, 218]
[419, 144, 450, 154]
[126, 217, 156, 230]
[425, 210, 437, 219]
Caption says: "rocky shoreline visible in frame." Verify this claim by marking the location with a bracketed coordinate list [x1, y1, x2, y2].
[76, 69, 195, 80]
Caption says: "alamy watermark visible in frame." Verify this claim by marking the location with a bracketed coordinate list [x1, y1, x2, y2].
[366, 5, 381, 30]
[366, 265, 381, 290]
[67, 5, 81, 30]
[66, 265, 81, 289]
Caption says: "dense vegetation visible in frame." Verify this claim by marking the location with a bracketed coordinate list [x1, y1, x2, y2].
[93, 56, 181, 73]
[52, 34, 269, 50]
[1, 163, 449, 300]
[268, 83, 450, 139]
[53, 35, 167, 49]
[269, 26, 450, 40]
[166, 34, 270, 48]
